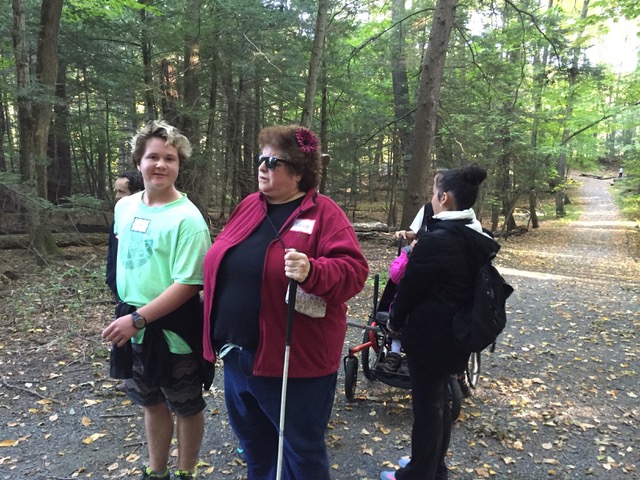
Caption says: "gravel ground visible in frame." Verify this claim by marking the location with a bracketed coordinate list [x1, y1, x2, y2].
[0, 174, 638, 479]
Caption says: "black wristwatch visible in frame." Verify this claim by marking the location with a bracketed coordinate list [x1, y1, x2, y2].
[131, 311, 147, 329]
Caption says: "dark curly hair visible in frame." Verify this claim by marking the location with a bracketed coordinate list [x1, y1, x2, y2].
[258, 124, 322, 192]
[117, 171, 143, 193]
[435, 163, 487, 210]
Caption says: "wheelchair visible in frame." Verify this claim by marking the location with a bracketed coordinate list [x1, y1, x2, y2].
[344, 273, 482, 421]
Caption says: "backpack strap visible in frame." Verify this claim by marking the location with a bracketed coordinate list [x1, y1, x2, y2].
[417, 202, 435, 239]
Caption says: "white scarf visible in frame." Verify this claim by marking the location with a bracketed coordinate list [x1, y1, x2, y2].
[433, 208, 491, 238]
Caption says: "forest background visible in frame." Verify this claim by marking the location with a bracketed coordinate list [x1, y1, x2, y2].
[1, 0, 640, 254]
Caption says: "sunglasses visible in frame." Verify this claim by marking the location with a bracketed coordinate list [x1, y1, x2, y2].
[254, 154, 291, 170]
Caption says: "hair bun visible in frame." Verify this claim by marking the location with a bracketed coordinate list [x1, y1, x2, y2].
[462, 163, 487, 186]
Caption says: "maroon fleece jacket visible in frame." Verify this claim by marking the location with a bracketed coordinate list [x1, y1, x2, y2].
[202, 189, 369, 377]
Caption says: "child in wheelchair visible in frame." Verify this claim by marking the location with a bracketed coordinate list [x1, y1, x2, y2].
[375, 241, 415, 375]
[375, 200, 429, 376]
[376, 204, 473, 398]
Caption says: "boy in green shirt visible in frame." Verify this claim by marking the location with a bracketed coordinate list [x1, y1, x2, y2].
[102, 121, 211, 480]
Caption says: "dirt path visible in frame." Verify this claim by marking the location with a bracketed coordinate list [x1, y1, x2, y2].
[0, 176, 638, 479]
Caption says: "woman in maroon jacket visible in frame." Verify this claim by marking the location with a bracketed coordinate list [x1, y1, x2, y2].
[203, 125, 368, 480]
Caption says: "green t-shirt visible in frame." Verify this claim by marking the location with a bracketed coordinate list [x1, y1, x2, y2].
[114, 191, 211, 353]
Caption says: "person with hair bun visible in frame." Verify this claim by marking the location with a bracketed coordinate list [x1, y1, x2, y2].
[380, 164, 501, 480]
[203, 125, 368, 480]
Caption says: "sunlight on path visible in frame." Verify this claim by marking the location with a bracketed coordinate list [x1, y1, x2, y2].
[497, 265, 640, 287]
[572, 220, 637, 228]
[498, 175, 640, 286]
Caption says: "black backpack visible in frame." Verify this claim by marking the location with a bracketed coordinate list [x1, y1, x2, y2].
[453, 251, 514, 353]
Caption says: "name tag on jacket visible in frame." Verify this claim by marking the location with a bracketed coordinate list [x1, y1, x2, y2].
[290, 219, 315, 235]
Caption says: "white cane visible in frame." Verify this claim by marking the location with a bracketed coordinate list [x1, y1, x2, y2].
[276, 279, 297, 480]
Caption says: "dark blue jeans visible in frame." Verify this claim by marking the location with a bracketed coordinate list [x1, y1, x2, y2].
[395, 355, 451, 480]
[223, 348, 337, 480]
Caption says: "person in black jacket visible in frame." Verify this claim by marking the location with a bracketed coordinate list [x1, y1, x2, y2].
[380, 164, 501, 480]
[105, 171, 143, 298]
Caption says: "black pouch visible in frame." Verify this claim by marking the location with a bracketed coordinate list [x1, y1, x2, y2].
[201, 360, 215, 391]
[109, 302, 136, 379]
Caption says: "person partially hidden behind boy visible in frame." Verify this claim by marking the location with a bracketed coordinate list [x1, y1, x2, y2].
[101, 121, 212, 480]
[106, 171, 143, 299]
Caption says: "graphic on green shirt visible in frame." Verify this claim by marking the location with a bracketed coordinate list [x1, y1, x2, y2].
[124, 233, 154, 270]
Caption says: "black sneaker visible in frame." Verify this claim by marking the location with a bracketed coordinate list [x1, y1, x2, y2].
[140, 467, 170, 480]
[376, 352, 402, 373]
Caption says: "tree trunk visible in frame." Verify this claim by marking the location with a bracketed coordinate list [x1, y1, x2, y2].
[528, 0, 553, 229]
[300, 0, 328, 128]
[497, 100, 517, 233]
[400, 0, 457, 228]
[230, 76, 245, 204]
[391, 0, 413, 180]
[48, 60, 72, 203]
[369, 136, 383, 201]
[139, 0, 157, 120]
[160, 59, 180, 125]
[179, 0, 210, 217]
[96, 138, 107, 200]
[555, 0, 589, 217]
[12, 0, 62, 258]
[181, 0, 201, 140]
[0, 100, 6, 172]
[528, 188, 539, 229]
[242, 91, 257, 198]
[12, 0, 34, 183]
[386, 135, 400, 227]
[219, 64, 242, 216]
[204, 32, 220, 216]
[318, 67, 330, 194]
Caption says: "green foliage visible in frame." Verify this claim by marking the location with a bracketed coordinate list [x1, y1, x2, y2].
[612, 150, 640, 219]
[366, 270, 390, 289]
[555, 200, 582, 223]
[614, 186, 640, 220]
[3, 0, 639, 232]
[64, 0, 152, 21]
[58, 194, 104, 212]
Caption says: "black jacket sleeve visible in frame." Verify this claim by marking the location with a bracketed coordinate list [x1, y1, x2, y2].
[106, 225, 118, 297]
[389, 221, 490, 331]
[389, 229, 458, 330]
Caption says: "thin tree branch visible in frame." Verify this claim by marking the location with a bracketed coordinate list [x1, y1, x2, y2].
[502, 0, 563, 62]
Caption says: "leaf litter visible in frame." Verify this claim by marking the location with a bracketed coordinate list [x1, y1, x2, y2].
[0, 175, 638, 478]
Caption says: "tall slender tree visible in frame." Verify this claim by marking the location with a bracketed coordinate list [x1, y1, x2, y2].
[400, 0, 458, 228]
[390, 0, 414, 225]
[300, 0, 329, 128]
[12, 0, 63, 257]
[555, 0, 590, 217]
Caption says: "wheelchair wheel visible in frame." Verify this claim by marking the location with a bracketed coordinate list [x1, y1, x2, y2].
[448, 375, 462, 422]
[466, 351, 481, 389]
[344, 356, 359, 402]
[361, 322, 383, 380]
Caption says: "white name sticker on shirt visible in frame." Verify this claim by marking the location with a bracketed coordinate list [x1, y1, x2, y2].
[290, 219, 316, 235]
[131, 217, 151, 234]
